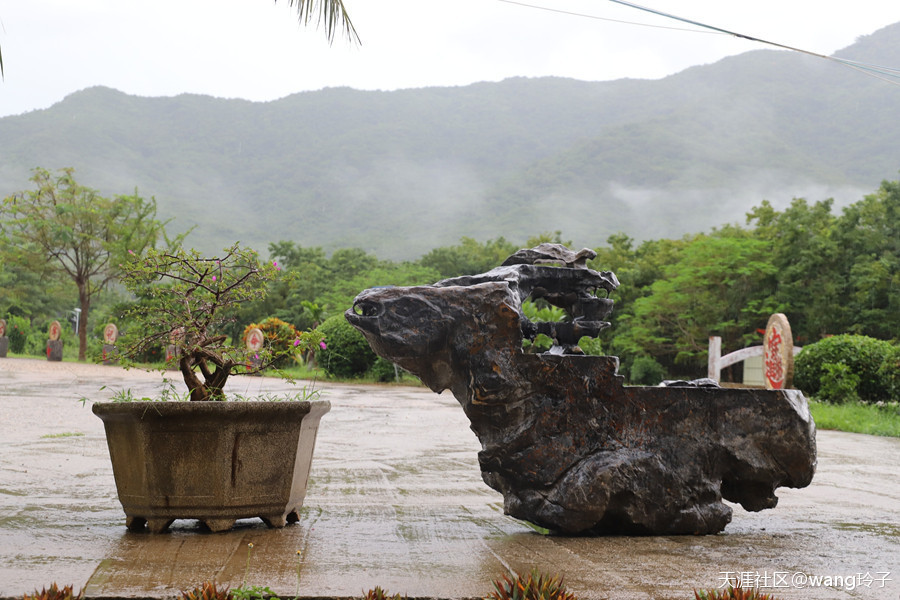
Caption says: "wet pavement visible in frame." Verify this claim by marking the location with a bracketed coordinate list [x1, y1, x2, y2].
[0, 357, 898, 599]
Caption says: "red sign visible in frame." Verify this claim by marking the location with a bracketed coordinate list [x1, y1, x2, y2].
[246, 328, 264, 352]
[48, 320, 61, 342]
[763, 314, 794, 390]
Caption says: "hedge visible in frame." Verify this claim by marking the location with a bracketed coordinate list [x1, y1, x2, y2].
[794, 334, 898, 404]
[316, 315, 377, 378]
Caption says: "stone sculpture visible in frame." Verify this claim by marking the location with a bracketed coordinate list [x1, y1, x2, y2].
[345, 244, 816, 535]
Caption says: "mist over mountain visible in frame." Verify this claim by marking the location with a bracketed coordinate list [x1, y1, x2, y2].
[2, 23, 900, 260]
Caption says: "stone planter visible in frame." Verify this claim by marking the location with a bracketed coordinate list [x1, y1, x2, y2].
[93, 400, 330, 533]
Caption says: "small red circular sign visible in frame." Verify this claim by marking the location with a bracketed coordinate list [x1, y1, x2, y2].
[763, 313, 794, 390]
[246, 328, 264, 352]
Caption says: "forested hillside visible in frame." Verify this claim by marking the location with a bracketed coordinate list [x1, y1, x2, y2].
[2, 23, 900, 259]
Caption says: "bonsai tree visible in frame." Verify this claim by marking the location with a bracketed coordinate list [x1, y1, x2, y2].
[119, 243, 321, 401]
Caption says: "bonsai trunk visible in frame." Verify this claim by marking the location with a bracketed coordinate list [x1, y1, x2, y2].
[179, 352, 233, 401]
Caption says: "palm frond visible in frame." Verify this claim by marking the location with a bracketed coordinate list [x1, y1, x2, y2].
[283, 0, 359, 44]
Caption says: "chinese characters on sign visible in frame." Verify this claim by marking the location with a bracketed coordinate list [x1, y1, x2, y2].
[763, 313, 794, 390]
[246, 328, 264, 352]
[103, 323, 118, 345]
[48, 320, 61, 342]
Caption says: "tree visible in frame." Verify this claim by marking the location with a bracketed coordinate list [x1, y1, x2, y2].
[746, 198, 842, 341]
[265, 241, 442, 327]
[749, 180, 900, 342]
[591, 233, 687, 375]
[616, 230, 778, 372]
[0, 252, 70, 321]
[0, 167, 168, 360]
[833, 180, 900, 339]
[418, 236, 519, 277]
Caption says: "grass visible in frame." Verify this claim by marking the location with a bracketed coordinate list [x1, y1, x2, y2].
[808, 399, 900, 437]
[39, 432, 85, 439]
[276, 364, 424, 387]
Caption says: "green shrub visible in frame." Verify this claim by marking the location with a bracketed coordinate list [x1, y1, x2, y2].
[316, 315, 377, 378]
[521, 300, 567, 323]
[877, 344, 900, 400]
[794, 334, 894, 403]
[817, 362, 861, 403]
[629, 355, 667, 386]
[523, 332, 554, 353]
[243, 317, 302, 368]
[6, 315, 30, 353]
[368, 357, 398, 382]
[577, 336, 604, 356]
[25, 328, 48, 356]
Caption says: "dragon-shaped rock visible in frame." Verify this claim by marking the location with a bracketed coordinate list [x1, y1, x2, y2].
[345, 244, 816, 534]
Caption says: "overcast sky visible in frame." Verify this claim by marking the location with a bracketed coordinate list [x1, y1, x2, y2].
[1, 0, 899, 118]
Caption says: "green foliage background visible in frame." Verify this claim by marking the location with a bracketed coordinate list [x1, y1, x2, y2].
[4, 174, 900, 402]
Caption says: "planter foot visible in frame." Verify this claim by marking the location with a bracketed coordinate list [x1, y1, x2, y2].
[126, 516, 147, 531]
[261, 514, 287, 528]
[203, 518, 235, 533]
[146, 518, 175, 533]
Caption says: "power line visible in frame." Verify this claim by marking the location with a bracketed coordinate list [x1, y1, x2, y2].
[496, 0, 723, 35]
[497, 0, 900, 86]
[607, 0, 900, 83]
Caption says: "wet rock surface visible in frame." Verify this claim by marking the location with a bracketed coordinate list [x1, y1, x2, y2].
[347, 245, 817, 535]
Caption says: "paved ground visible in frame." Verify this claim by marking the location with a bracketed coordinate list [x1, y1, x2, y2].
[0, 357, 898, 599]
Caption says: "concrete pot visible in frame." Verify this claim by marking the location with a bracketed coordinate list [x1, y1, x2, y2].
[93, 400, 330, 533]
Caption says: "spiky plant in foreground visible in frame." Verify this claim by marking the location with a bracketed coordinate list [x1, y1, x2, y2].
[178, 581, 231, 600]
[21, 584, 83, 600]
[695, 586, 782, 600]
[362, 586, 405, 600]
[486, 568, 577, 600]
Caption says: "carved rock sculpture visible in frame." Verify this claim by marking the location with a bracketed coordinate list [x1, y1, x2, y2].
[345, 244, 816, 535]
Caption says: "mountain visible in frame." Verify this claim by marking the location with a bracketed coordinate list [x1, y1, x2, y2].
[2, 23, 900, 260]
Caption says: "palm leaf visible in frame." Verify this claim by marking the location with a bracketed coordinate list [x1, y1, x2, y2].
[283, 0, 359, 44]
